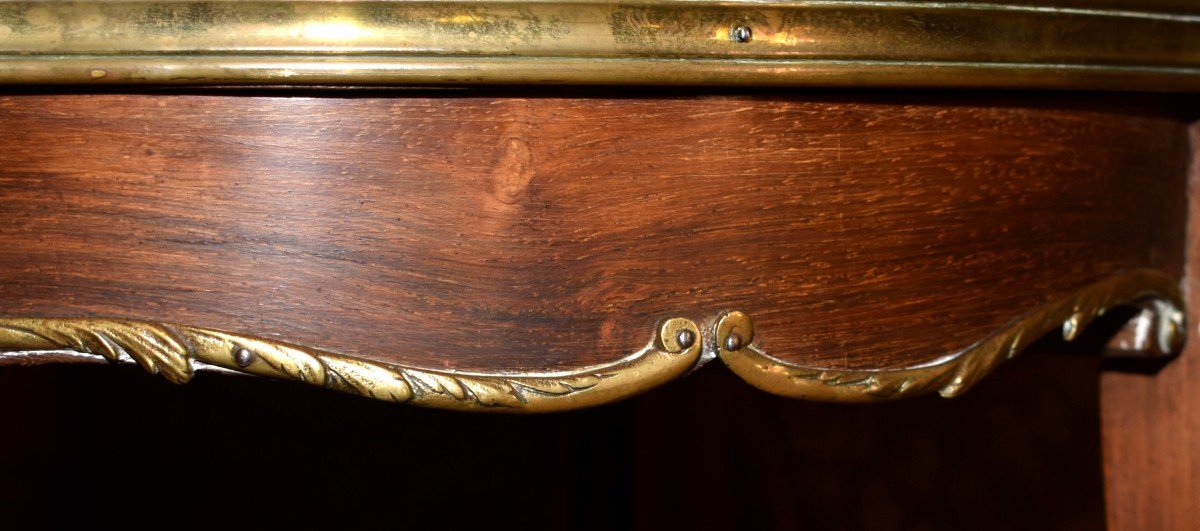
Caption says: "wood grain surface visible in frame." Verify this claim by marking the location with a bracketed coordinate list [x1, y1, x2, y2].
[1101, 121, 1200, 530]
[0, 92, 1187, 373]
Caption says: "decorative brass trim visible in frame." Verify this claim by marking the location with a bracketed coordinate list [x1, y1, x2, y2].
[0, 1, 1198, 90]
[0, 316, 703, 412]
[0, 271, 1183, 406]
[716, 269, 1184, 402]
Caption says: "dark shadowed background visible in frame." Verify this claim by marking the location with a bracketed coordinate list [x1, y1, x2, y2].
[0, 336, 1107, 531]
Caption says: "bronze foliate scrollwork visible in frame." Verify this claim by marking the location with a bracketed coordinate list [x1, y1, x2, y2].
[716, 269, 1183, 402]
[0, 270, 1183, 408]
[0, 317, 703, 413]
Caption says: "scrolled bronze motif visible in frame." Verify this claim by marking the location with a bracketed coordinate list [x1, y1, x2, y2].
[717, 269, 1184, 402]
[0, 270, 1182, 408]
[0, 316, 704, 413]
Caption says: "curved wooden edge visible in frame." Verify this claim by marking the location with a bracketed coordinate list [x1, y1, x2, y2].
[717, 270, 1185, 402]
[0, 317, 704, 413]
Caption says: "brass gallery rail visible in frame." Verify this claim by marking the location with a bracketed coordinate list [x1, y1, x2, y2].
[0, 1, 1198, 89]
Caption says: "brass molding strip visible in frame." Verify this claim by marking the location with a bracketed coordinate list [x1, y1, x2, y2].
[0, 317, 704, 413]
[716, 269, 1185, 402]
[0, 1, 1198, 89]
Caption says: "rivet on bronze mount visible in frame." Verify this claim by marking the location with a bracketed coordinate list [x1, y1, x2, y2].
[724, 333, 743, 352]
[659, 317, 702, 355]
[233, 347, 255, 368]
[715, 311, 755, 354]
[1062, 312, 1086, 342]
[730, 25, 752, 44]
[676, 329, 696, 350]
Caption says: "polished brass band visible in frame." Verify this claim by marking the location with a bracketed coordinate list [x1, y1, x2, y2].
[0, 1, 1198, 89]
[718, 269, 1184, 402]
[0, 316, 703, 412]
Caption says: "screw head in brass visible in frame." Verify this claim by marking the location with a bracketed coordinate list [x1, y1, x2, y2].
[233, 347, 255, 368]
[730, 25, 752, 43]
[724, 332, 744, 351]
[715, 310, 754, 354]
[676, 329, 696, 350]
[659, 317, 700, 354]
[1062, 312, 1084, 342]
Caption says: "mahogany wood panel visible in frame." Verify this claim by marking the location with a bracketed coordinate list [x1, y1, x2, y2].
[1102, 122, 1200, 530]
[0, 92, 1187, 373]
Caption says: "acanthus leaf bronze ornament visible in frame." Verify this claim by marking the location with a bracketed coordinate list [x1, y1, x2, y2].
[0, 316, 704, 413]
[0, 271, 1184, 407]
[716, 270, 1184, 402]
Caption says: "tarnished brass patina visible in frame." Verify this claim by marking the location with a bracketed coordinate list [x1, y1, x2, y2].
[718, 270, 1184, 402]
[0, 316, 703, 412]
[0, 1, 1197, 89]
